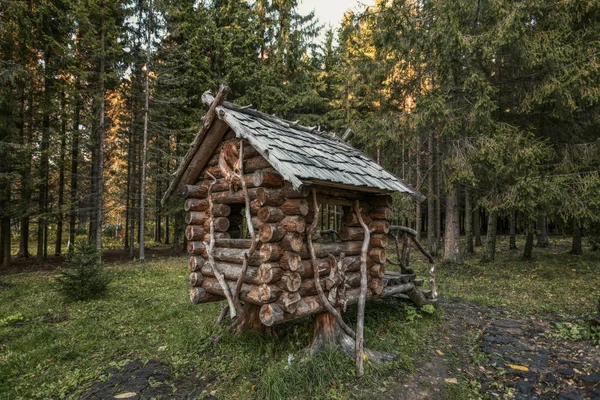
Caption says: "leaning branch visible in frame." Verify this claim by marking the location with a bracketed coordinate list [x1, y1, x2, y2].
[354, 200, 371, 377]
[307, 189, 356, 339]
[206, 172, 237, 318]
[232, 140, 260, 312]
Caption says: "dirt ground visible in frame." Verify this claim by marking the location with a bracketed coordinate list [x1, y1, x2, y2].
[375, 298, 600, 400]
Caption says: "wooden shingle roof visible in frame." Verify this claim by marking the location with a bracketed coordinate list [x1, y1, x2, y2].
[162, 87, 424, 205]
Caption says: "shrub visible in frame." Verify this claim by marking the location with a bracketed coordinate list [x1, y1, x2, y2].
[55, 241, 111, 301]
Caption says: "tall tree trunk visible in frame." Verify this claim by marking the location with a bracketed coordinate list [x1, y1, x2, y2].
[68, 83, 81, 253]
[523, 218, 534, 260]
[18, 89, 31, 258]
[139, 0, 152, 262]
[154, 180, 161, 242]
[415, 136, 422, 240]
[481, 211, 498, 263]
[90, 13, 106, 251]
[435, 138, 442, 253]
[164, 215, 169, 244]
[509, 208, 518, 250]
[536, 214, 549, 248]
[37, 55, 53, 262]
[443, 186, 462, 262]
[0, 186, 10, 267]
[474, 206, 482, 247]
[55, 91, 67, 256]
[464, 186, 474, 254]
[570, 220, 583, 255]
[427, 133, 436, 255]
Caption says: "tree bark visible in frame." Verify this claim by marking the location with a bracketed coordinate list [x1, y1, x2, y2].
[509, 208, 518, 250]
[139, 0, 152, 262]
[523, 218, 534, 260]
[443, 186, 462, 262]
[536, 214, 549, 248]
[68, 81, 81, 253]
[481, 211, 498, 263]
[427, 133, 436, 255]
[474, 206, 482, 247]
[55, 91, 67, 256]
[18, 89, 31, 258]
[464, 186, 474, 254]
[571, 219, 583, 255]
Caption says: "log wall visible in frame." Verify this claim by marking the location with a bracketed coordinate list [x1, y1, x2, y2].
[184, 138, 394, 327]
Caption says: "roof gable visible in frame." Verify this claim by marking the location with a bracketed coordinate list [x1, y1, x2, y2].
[162, 88, 424, 205]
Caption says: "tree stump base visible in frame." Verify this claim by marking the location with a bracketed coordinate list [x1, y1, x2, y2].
[309, 311, 397, 363]
[231, 303, 273, 336]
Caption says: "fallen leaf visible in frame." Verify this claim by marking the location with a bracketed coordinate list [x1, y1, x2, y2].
[251, 385, 256, 391]
[114, 393, 137, 399]
[210, 390, 217, 396]
[507, 364, 529, 372]
[436, 349, 444, 356]
[444, 378, 458, 384]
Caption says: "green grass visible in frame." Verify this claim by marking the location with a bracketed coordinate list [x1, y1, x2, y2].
[412, 235, 600, 315]
[0, 256, 439, 400]
[2, 234, 597, 399]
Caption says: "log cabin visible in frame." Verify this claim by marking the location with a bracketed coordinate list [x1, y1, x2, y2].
[162, 85, 435, 357]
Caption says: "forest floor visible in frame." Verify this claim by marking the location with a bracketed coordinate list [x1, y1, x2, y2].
[0, 236, 598, 399]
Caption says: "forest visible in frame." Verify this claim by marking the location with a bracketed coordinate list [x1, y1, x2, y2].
[0, 0, 599, 266]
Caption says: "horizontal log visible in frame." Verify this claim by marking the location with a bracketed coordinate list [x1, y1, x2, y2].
[369, 278, 384, 295]
[280, 233, 303, 252]
[200, 262, 261, 285]
[249, 199, 261, 215]
[281, 182, 310, 199]
[278, 272, 302, 292]
[339, 226, 365, 241]
[201, 232, 231, 242]
[252, 170, 284, 188]
[210, 187, 261, 204]
[280, 215, 306, 233]
[202, 277, 280, 305]
[341, 208, 372, 227]
[190, 272, 205, 287]
[258, 263, 284, 284]
[258, 206, 285, 223]
[186, 206, 231, 224]
[280, 199, 309, 216]
[368, 207, 391, 220]
[256, 188, 286, 207]
[259, 224, 287, 243]
[298, 258, 332, 278]
[189, 256, 206, 272]
[259, 283, 414, 326]
[370, 234, 388, 248]
[244, 156, 273, 173]
[279, 251, 302, 272]
[369, 247, 386, 264]
[203, 217, 230, 233]
[188, 238, 252, 255]
[186, 225, 207, 242]
[200, 247, 262, 266]
[368, 220, 390, 234]
[184, 198, 209, 212]
[295, 241, 364, 258]
[278, 291, 302, 313]
[370, 263, 385, 279]
[187, 241, 205, 255]
[201, 156, 272, 179]
[260, 243, 283, 262]
[181, 184, 208, 198]
[190, 287, 222, 304]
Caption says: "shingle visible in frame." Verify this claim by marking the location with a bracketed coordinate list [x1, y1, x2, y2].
[220, 107, 422, 199]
